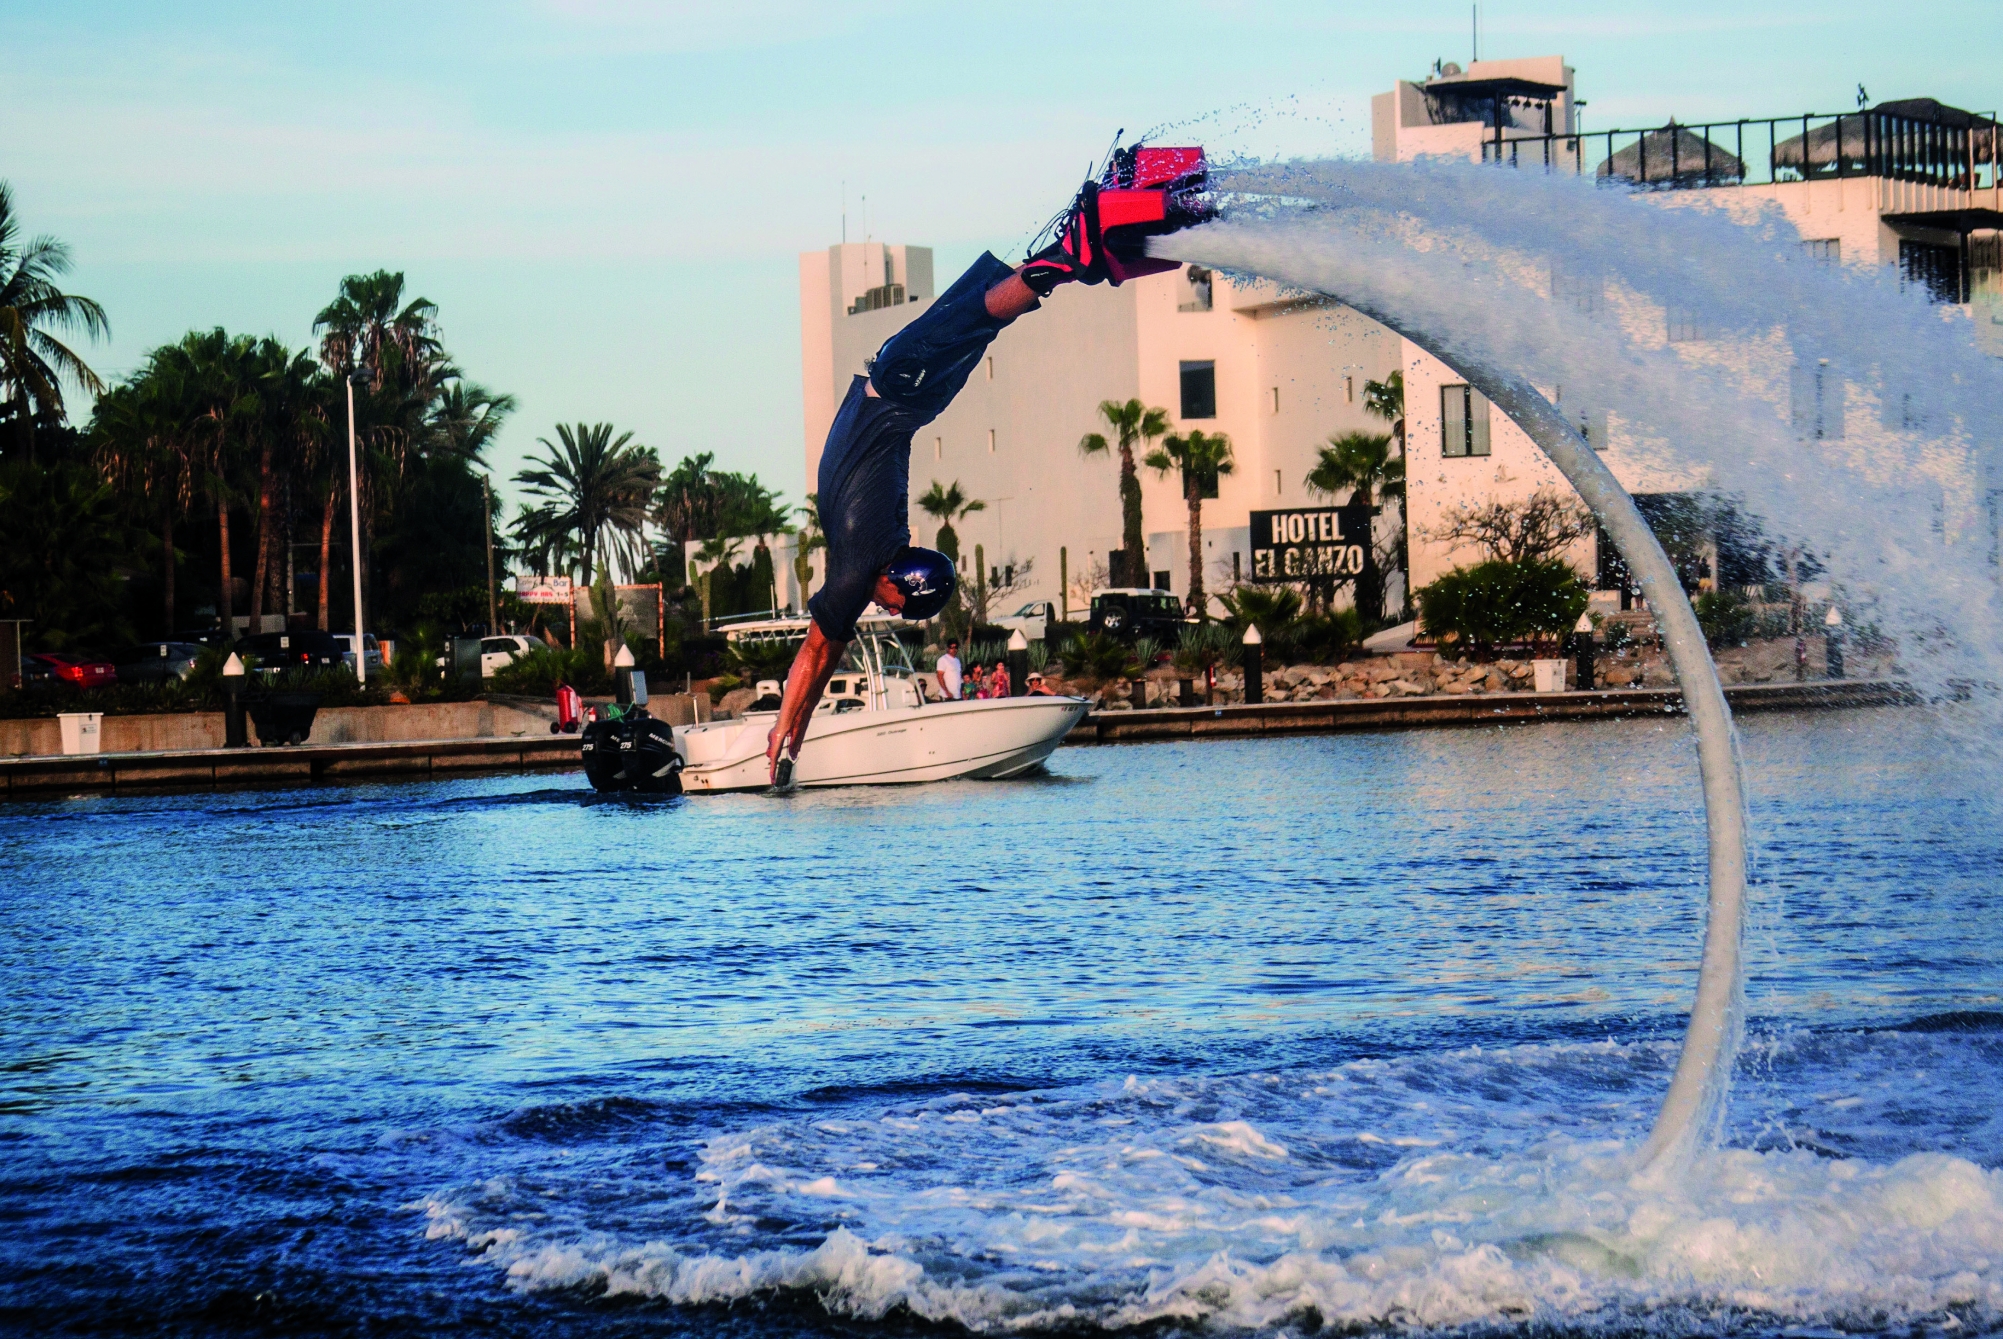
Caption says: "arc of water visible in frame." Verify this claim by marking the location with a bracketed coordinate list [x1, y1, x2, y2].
[1399, 318, 1746, 1169]
[1264, 296, 1747, 1169]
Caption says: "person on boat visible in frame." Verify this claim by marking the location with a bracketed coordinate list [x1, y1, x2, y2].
[935, 639, 963, 702]
[990, 660, 1011, 698]
[764, 148, 1209, 783]
[1026, 672, 1055, 696]
[968, 664, 990, 699]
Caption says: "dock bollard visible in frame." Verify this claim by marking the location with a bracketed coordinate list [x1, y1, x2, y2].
[614, 643, 636, 705]
[1242, 624, 1263, 705]
[1572, 612, 1595, 690]
[222, 652, 248, 748]
[1006, 629, 1029, 698]
[1824, 605, 1844, 679]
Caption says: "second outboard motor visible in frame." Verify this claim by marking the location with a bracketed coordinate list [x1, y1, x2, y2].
[580, 660, 684, 794]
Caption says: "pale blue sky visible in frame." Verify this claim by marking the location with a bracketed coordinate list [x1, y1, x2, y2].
[7, 0, 1997, 508]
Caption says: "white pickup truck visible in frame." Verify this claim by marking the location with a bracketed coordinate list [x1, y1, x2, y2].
[992, 600, 1066, 642]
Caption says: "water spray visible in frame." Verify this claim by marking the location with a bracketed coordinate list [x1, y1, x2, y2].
[1151, 194, 1754, 1171]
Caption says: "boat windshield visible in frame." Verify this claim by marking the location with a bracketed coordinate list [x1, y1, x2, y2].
[867, 633, 916, 676]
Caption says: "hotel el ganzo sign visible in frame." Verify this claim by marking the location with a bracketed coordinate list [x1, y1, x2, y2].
[1248, 506, 1375, 584]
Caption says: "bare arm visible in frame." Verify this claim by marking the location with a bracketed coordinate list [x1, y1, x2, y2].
[767, 622, 845, 781]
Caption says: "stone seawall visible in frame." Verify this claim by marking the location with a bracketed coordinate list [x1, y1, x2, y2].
[0, 700, 559, 759]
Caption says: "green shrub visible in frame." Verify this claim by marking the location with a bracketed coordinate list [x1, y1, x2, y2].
[1415, 558, 1588, 659]
[1172, 621, 1241, 676]
[1067, 631, 1140, 683]
[1285, 608, 1366, 664]
[490, 644, 607, 697]
[1695, 589, 1759, 648]
[1217, 584, 1303, 639]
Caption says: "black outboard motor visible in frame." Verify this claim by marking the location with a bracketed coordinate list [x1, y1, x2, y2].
[580, 661, 683, 794]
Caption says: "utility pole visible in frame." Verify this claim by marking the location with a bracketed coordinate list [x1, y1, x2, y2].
[482, 475, 498, 635]
[345, 374, 367, 684]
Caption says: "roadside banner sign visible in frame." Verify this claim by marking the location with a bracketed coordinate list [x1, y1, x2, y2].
[1247, 506, 1376, 584]
[519, 575, 574, 605]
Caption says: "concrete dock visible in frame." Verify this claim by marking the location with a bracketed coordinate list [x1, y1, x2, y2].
[1068, 678, 1913, 743]
[0, 733, 580, 798]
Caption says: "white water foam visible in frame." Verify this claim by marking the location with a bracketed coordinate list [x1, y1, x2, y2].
[417, 1037, 2003, 1332]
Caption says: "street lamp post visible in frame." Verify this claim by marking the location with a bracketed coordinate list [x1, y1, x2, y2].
[345, 373, 367, 684]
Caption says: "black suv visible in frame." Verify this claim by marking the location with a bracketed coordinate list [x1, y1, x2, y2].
[1088, 589, 1191, 643]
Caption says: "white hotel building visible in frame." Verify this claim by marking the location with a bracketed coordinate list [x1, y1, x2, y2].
[793, 58, 2002, 622]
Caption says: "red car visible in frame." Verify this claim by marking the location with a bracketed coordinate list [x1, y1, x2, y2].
[23, 652, 118, 689]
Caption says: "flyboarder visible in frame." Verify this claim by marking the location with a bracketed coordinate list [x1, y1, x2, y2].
[766, 144, 1212, 786]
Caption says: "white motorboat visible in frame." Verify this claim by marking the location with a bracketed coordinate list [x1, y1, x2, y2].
[677, 616, 1089, 793]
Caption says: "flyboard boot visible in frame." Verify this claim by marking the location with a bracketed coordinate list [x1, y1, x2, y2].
[1020, 142, 1214, 297]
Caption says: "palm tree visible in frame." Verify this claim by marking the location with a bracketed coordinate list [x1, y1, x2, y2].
[313, 271, 443, 393]
[1144, 429, 1234, 617]
[1309, 427, 1408, 626]
[0, 181, 109, 462]
[512, 422, 661, 587]
[1363, 369, 1404, 445]
[427, 382, 516, 464]
[915, 479, 984, 564]
[1079, 399, 1169, 587]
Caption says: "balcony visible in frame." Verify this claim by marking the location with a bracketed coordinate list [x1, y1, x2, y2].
[1481, 99, 2000, 197]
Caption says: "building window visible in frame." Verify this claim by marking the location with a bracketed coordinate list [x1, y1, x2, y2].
[1180, 266, 1213, 312]
[1792, 358, 1846, 440]
[1270, 386, 1280, 414]
[1232, 551, 1241, 581]
[1180, 360, 1216, 419]
[987, 429, 996, 453]
[985, 356, 994, 381]
[1346, 375, 1355, 403]
[1900, 239, 1962, 303]
[934, 436, 942, 460]
[1803, 238, 1840, 266]
[1440, 384, 1491, 457]
[1153, 570, 1172, 590]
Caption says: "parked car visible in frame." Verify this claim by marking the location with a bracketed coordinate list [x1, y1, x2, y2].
[479, 634, 539, 677]
[23, 652, 118, 689]
[330, 633, 383, 673]
[1088, 588, 1192, 643]
[994, 600, 1065, 642]
[169, 627, 229, 648]
[240, 629, 347, 672]
[115, 641, 205, 683]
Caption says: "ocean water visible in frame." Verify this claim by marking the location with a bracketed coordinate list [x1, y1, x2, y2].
[2, 708, 2000, 1337]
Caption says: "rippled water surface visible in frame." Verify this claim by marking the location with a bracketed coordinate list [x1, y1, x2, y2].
[3, 708, 2000, 1337]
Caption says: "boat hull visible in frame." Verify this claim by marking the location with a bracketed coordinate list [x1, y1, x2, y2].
[677, 696, 1089, 793]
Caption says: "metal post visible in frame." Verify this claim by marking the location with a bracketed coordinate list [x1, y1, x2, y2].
[1572, 612, 1596, 690]
[483, 475, 498, 636]
[222, 652, 248, 748]
[1060, 546, 1069, 622]
[1241, 624, 1263, 704]
[1824, 605, 1845, 679]
[345, 377, 366, 684]
[1007, 629, 1029, 697]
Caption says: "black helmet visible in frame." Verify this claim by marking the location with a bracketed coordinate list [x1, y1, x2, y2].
[882, 546, 956, 621]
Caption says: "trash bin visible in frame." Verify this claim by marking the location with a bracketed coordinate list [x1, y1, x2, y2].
[57, 712, 103, 755]
[1531, 659, 1569, 694]
[247, 691, 324, 746]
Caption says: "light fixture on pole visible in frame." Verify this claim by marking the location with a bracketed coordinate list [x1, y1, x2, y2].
[345, 371, 369, 684]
